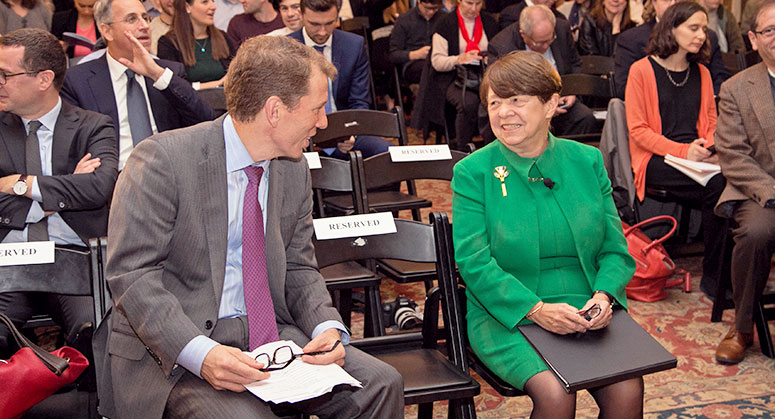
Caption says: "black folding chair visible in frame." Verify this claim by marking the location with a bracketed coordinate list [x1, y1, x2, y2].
[560, 73, 614, 143]
[340, 212, 479, 418]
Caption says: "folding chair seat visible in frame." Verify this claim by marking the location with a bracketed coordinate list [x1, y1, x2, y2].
[338, 212, 479, 418]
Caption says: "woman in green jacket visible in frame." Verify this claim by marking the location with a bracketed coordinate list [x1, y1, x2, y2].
[451, 51, 642, 418]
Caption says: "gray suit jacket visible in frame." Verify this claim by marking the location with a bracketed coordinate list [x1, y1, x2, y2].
[105, 115, 342, 419]
[715, 62, 775, 218]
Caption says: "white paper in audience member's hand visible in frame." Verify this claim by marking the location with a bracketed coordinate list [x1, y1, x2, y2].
[243, 340, 362, 404]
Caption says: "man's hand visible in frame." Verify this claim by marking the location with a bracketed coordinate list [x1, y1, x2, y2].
[553, 95, 576, 116]
[200, 345, 269, 392]
[74, 153, 101, 174]
[409, 46, 430, 61]
[686, 138, 711, 162]
[530, 302, 590, 335]
[117, 30, 165, 82]
[337, 136, 356, 154]
[301, 328, 345, 367]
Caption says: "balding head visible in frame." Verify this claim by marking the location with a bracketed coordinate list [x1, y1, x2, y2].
[519, 5, 556, 53]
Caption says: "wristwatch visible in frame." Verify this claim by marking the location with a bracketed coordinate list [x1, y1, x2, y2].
[12, 175, 28, 196]
[593, 290, 615, 307]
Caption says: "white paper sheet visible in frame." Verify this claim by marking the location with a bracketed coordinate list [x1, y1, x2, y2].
[243, 340, 362, 404]
[664, 154, 721, 186]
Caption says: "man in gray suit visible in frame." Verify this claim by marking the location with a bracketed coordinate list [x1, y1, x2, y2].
[713, 0, 775, 365]
[105, 35, 403, 418]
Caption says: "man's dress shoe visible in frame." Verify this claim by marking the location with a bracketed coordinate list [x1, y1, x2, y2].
[715, 327, 753, 364]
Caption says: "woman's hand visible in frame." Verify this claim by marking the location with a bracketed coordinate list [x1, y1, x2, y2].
[686, 138, 711, 161]
[581, 295, 613, 330]
[530, 302, 591, 335]
[199, 76, 227, 90]
[457, 50, 482, 65]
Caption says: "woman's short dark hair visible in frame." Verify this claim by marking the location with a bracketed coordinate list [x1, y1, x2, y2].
[479, 50, 561, 104]
[646, 2, 710, 63]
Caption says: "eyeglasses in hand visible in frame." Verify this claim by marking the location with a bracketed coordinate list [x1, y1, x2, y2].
[579, 304, 601, 321]
[254, 340, 341, 372]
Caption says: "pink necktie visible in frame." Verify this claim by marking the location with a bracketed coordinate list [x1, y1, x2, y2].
[243, 166, 279, 350]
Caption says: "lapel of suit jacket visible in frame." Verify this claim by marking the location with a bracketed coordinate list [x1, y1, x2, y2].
[550, 29, 567, 74]
[330, 31, 343, 107]
[264, 159, 285, 299]
[51, 101, 78, 176]
[197, 117, 229, 299]
[0, 112, 27, 173]
[747, 63, 775, 160]
[88, 56, 121, 147]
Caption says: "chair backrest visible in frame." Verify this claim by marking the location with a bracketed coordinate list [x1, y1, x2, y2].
[580, 55, 615, 76]
[196, 88, 227, 117]
[313, 217, 437, 269]
[311, 108, 409, 149]
[560, 73, 615, 99]
[309, 155, 364, 217]
[353, 148, 470, 190]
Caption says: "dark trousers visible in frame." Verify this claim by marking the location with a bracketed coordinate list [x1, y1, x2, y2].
[446, 83, 480, 151]
[730, 200, 775, 333]
[328, 135, 392, 160]
[0, 292, 93, 357]
[402, 60, 425, 85]
[645, 156, 727, 292]
[550, 101, 598, 137]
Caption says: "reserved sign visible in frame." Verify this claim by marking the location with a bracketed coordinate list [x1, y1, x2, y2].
[389, 145, 452, 162]
[313, 212, 396, 240]
[0, 241, 55, 266]
[303, 152, 322, 169]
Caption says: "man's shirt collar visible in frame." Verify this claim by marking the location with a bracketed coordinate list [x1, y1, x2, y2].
[21, 97, 62, 132]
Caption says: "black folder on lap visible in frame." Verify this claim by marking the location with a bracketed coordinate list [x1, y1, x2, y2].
[518, 309, 677, 393]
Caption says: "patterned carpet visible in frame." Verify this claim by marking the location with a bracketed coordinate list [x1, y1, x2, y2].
[356, 128, 775, 418]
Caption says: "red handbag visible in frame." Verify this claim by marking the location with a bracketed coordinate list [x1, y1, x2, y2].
[621, 215, 692, 302]
[0, 313, 89, 419]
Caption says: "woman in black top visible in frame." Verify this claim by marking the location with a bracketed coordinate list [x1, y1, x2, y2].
[578, 0, 635, 56]
[157, 0, 234, 90]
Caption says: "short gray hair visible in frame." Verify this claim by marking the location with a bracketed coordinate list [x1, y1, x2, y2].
[520, 5, 556, 37]
[94, 0, 115, 26]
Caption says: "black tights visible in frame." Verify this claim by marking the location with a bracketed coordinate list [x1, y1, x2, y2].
[524, 371, 644, 419]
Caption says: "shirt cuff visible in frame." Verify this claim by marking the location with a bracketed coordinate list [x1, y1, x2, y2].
[176, 335, 220, 378]
[152, 67, 174, 90]
[30, 176, 42, 202]
[312, 321, 351, 345]
[26, 201, 44, 223]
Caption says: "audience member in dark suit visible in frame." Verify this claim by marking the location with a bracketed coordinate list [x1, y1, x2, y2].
[60, 0, 215, 171]
[486, 5, 597, 141]
[613, 0, 730, 98]
[389, 0, 443, 84]
[498, 0, 565, 31]
[51, 0, 102, 58]
[412, 0, 497, 150]
[577, 0, 636, 56]
[713, 0, 775, 365]
[288, 0, 391, 159]
[104, 35, 402, 419]
[157, 0, 235, 89]
[0, 29, 118, 358]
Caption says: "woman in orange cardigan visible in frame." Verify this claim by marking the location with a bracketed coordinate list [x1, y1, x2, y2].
[625, 1, 727, 297]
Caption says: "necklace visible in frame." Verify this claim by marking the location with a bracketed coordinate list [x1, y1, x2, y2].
[195, 38, 208, 53]
[664, 63, 690, 87]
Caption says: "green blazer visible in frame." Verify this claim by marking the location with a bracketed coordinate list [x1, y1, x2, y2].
[452, 135, 635, 331]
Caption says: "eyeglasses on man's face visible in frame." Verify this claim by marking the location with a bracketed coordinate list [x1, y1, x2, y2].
[526, 33, 557, 49]
[0, 70, 40, 85]
[754, 26, 775, 39]
[107, 13, 152, 26]
[253, 340, 341, 372]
